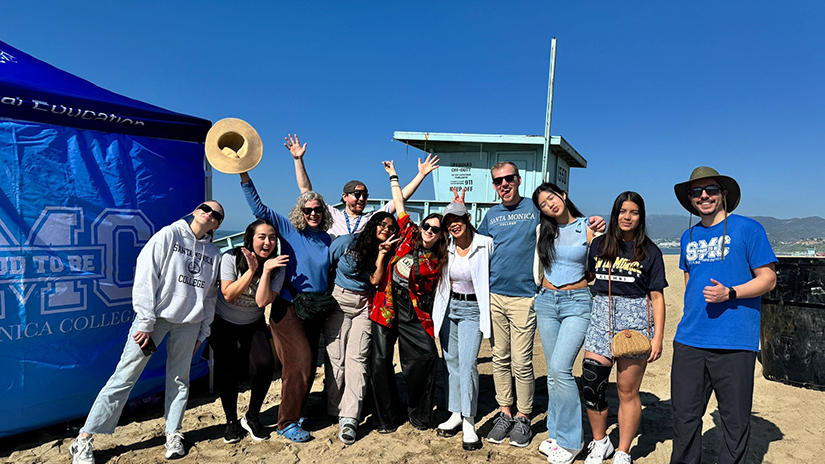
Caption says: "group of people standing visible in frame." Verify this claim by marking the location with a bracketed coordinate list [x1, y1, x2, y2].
[69, 133, 777, 464]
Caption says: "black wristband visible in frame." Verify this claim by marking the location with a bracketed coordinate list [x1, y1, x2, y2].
[728, 286, 737, 300]
[389, 175, 399, 181]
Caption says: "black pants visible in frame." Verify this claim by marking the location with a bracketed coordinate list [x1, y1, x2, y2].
[370, 284, 438, 429]
[209, 314, 275, 422]
[670, 341, 756, 464]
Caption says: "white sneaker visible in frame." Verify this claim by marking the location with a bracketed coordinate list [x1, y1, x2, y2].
[612, 450, 632, 464]
[545, 443, 580, 464]
[538, 438, 557, 456]
[585, 437, 615, 464]
[69, 436, 95, 464]
[165, 431, 186, 460]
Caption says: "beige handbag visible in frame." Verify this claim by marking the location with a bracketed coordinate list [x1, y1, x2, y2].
[608, 266, 652, 358]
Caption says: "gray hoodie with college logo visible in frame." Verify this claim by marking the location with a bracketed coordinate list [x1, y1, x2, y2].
[132, 219, 221, 342]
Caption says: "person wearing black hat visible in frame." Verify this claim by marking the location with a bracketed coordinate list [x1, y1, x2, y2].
[670, 167, 777, 464]
[285, 134, 440, 240]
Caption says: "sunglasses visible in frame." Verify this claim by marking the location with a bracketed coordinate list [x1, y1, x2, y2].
[492, 174, 518, 185]
[421, 223, 441, 234]
[689, 185, 722, 198]
[377, 222, 398, 233]
[198, 204, 224, 222]
[348, 191, 369, 200]
[301, 206, 325, 216]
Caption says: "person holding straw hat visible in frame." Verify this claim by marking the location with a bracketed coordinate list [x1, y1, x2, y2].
[670, 167, 776, 464]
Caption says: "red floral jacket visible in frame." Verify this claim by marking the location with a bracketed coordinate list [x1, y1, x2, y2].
[370, 212, 440, 337]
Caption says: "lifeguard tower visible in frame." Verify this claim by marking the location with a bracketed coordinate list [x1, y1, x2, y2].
[364, 38, 589, 225]
[390, 131, 586, 225]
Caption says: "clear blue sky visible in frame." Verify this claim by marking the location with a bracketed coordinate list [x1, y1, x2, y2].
[5, 1, 824, 231]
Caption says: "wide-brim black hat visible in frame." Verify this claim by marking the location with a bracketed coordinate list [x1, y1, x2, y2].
[674, 166, 741, 215]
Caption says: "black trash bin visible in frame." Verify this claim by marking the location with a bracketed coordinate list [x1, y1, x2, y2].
[760, 257, 825, 391]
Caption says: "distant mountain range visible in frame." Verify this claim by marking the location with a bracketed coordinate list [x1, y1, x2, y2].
[633, 215, 825, 253]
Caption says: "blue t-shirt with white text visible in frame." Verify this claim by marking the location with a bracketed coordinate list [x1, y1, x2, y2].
[478, 198, 539, 297]
[330, 234, 371, 292]
[675, 214, 776, 351]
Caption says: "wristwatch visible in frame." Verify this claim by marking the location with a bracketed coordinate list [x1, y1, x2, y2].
[728, 286, 737, 300]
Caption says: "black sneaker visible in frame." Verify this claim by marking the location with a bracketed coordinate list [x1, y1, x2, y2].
[241, 416, 270, 441]
[486, 412, 515, 444]
[508, 415, 532, 447]
[223, 421, 244, 444]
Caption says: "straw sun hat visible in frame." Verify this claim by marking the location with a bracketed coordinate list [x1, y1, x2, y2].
[204, 118, 263, 174]
[673, 166, 741, 215]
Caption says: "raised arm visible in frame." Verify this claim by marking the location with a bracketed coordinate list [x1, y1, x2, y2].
[398, 153, 440, 202]
[221, 248, 259, 303]
[383, 161, 406, 216]
[256, 255, 289, 308]
[285, 134, 312, 193]
[371, 235, 401, 285]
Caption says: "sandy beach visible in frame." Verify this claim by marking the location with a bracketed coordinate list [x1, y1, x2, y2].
[3, 255, 823, 464]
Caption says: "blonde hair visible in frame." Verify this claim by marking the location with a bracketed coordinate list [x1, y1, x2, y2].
[491, 161, 520, 177]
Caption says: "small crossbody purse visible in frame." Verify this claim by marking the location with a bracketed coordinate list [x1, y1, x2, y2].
[608, 266, 652, 358]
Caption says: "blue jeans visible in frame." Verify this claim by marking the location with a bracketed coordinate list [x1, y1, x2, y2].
[439, 298, 483, 418]
[81, 317, 200, 435]
[534, 287, 592, 450]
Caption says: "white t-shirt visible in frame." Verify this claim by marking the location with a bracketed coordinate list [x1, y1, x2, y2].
[326, 202, 395, 240]
[449, 254, 474, 294]
[215, 249, 286, 325]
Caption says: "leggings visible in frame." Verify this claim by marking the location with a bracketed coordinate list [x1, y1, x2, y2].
[209, 314, 275, 422]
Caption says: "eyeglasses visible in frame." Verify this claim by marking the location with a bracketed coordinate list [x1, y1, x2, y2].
[421, 223, 441, 234]
[377, 222, 397, 233]
[348, 191, 369, 200]
[301, 206, 325, 216]
[198, 204, 224, 222]
[689, 185, 722, 198]
[492, 174, 518, 185]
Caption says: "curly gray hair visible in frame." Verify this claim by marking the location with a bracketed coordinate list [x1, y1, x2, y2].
[288, 191, 334, 231]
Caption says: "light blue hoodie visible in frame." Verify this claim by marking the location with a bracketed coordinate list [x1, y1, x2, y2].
[132, 219, 221, 342]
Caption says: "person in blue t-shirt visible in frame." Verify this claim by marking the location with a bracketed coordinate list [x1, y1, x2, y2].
[670, 167, 777, 464]
[325, 212, 398, 445]
[477, 161, 604, 448]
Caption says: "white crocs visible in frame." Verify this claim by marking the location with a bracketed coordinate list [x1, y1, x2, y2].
[545, 443, 580, 464]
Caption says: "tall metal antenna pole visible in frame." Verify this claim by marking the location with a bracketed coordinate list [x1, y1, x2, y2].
[541, 37, 557, 183]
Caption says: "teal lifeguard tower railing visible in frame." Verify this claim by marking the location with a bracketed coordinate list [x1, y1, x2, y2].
[214, 38, 586, 249]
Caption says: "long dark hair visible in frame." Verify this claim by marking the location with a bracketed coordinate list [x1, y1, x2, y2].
[352, 212, 398, 276]
[234, 219, 278, 277]
[417, 213, 448, 283]
[598, 191, 652, 263]
[532, 182, 584, 269]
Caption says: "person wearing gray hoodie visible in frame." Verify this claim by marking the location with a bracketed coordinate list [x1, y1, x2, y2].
[69, 201, 224, 464]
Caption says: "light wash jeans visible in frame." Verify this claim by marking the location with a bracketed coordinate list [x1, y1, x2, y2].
[439, 298, 483, 418]
[81, 317, 200, 435]
[534, 287, 592, 450]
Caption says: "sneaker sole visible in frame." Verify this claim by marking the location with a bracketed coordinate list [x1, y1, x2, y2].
[223, 436, 242, 444]
[165, 449, 185, 460]
[509, 437, 531, 448]
[486, 436, 508, 444]
[241, 417, 269, 441]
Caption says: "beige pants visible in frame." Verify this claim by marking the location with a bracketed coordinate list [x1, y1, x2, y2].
[490, 292, 537, 415]
[324, 285, 372, 419]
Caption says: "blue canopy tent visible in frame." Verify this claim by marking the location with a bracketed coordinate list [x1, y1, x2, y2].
[0, 40, 213, 437]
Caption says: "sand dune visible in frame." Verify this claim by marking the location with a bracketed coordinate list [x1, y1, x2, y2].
[3, 255, 823, 463]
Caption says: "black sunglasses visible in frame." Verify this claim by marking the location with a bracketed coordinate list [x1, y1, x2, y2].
[689, 185, 722, 198]
[301, 206, 325, 216]
[348, 191, 369, 200]
[421, 223, 441, 234]
[198, 204, 224, 222]
[492, 174, 518, 185]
